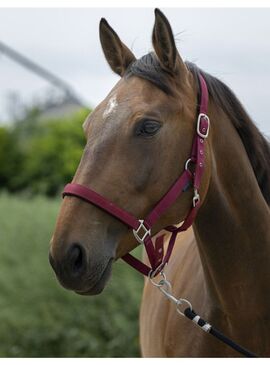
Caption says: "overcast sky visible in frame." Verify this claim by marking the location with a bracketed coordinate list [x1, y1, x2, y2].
[0, 8, 269, 135]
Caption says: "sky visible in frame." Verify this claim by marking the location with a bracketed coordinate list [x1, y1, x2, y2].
[0, 8, 269, 135]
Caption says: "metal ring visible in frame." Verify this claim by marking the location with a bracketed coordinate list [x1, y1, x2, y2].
[148, 262, 166, 280]
[176, 298, 193, 317]
[185, 158, 196, 174]
[185, 158, 192, 171]
[148, 269, 167, 287]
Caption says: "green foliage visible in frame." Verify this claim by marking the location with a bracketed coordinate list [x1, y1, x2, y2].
[0, 108, 89, 196]
[21, 110, 88, 195]
[0, 106, 144, 356]
[0, 193, 143, 357]
[0, 127, 22, 190]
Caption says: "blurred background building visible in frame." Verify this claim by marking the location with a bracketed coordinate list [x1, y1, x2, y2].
[0, 41, 86, 121]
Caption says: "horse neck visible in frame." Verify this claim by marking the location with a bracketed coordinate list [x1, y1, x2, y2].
[194, 101, 270, 320]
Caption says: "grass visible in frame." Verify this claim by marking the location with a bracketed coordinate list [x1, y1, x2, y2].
[0, 193, 144, 357]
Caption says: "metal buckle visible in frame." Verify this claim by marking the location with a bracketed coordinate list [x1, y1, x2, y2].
[197, 113, 210, 139]
[133, 219, 151, 244]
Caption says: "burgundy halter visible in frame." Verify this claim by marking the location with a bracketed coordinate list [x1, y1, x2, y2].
[63, 74, 210, 278]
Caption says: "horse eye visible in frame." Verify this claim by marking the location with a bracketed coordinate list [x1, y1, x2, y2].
[135, 120, 162, 137]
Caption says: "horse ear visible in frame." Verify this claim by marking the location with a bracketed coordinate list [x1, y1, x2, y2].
[99, 18, 136, 77]
[152, 9, 187, 75]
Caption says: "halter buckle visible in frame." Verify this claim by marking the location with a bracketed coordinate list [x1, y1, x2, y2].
[197, 113, 210, 139]
[133, 219, 151, 244]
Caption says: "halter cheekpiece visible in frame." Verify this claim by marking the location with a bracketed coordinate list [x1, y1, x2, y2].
[63, 74, 210, 278]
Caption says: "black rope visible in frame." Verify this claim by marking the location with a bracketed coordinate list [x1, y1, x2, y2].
[184, 308, 258, 358]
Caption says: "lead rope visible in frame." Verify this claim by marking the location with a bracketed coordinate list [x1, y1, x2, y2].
[149, 270, 258, 358]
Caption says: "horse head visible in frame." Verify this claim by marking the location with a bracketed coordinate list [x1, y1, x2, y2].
[49, 9, 211, 295]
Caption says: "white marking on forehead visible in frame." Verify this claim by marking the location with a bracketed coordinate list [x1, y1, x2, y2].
[103, 95, 118, 119]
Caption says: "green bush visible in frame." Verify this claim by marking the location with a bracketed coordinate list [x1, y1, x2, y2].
[0, 127, 22, 190]
[0, 108, 89, 196]
[0, 193, 143, 357]
[21, 109, 88, 195]
[0, 108, 144, 357]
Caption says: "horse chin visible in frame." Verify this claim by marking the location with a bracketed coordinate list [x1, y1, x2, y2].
[75, 257, 114, 296]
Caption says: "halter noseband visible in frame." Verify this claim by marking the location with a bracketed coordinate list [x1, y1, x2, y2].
[63, 74, 210, 278]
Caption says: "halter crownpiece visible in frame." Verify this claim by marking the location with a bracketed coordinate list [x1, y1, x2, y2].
[63, 74, 210, 277]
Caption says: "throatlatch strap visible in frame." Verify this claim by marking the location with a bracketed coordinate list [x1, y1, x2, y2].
[144, 170, 192, 228]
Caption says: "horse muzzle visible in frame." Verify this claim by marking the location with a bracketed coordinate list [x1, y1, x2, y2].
[49, 242, 114, 295]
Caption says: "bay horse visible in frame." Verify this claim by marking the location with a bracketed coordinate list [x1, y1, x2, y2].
[49, 9, 270, 357]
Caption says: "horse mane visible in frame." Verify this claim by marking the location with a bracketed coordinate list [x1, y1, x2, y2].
[126, 52, 173, 94]
[126, 53, 270, 205]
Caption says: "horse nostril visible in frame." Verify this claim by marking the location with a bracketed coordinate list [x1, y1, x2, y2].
[68, 244, 86, 276]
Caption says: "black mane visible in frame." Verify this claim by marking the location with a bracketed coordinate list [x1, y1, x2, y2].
[126, 53, 270, 205]
[125, 52, 173, 94]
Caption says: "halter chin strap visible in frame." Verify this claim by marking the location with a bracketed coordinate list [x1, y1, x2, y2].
[63, 74, 210, 277]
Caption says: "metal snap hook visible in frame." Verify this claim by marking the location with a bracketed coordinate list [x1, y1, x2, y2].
[192, 188, 200, 207]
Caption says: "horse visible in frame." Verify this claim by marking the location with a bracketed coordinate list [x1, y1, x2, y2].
[49, 9, 270, 357]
